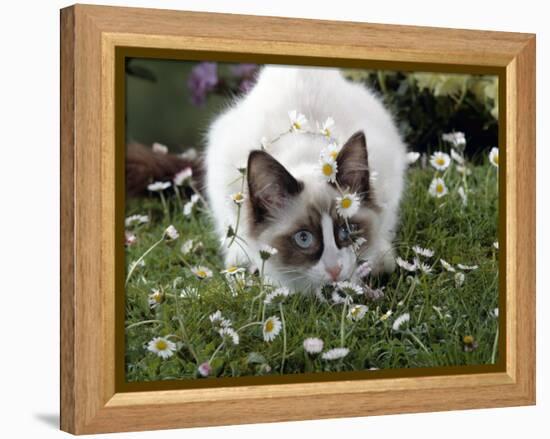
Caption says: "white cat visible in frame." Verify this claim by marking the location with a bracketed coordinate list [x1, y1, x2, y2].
[205, 65, 407, 291]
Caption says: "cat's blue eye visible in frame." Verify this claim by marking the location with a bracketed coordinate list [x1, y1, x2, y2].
[294, 230, 314, 249]
[338, 224, 358, 242]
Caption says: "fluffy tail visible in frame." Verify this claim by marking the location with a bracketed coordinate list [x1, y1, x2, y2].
[125, 142, 203, 197]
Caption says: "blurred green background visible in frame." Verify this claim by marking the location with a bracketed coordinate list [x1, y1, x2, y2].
[126, 58, 498, 158]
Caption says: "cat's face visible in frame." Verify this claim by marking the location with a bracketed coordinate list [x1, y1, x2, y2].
[247, 131, 375, 291]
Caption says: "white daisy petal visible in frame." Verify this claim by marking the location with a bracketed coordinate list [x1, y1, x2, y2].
[263, 316, 282, 342]
[336, 192, 361, 218]
[392, 313, 410, 331]
[321, 347, 349, 360]
[303, 337, 324, 354]
[428, 177, 448, 198]
[489, 147, 499, 168]
[429, 152, 451, 171]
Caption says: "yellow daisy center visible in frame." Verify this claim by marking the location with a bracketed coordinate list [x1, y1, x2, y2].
[463, 335, 474, 344]
[227, 266, 237, 273]
[341, 197, 352, 209]
[436, 184, 444, 193]
[293, 122, 301, 130]
[265, 320, 274, 333]
[196, 270, 207, 278]
[322, 163, 333, 176]
[436, 157, 445, 166]
[233, 193, 243, 202]
[154, 294, 162, 303]
[156, 340, 167, 350]
[324, 129, 331, 137]
[329, 151, 338, 160]
[493, 154, 499, 165]
[351, 307, 359, 317]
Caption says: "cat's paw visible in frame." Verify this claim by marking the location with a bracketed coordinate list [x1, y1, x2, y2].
[369, 247, 396, 275]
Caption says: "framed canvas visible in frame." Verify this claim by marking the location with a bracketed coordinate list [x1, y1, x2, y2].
[60, 4, 536, 435]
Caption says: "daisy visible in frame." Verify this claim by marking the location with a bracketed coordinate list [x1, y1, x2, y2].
[180, 287, 199, 298]
[406, 151, 420, 164]
[147, 181, 171, 192]
[331, 290, 353, 305]
[414, 258, 432, 274]
[231, 192, 245, 205]
[173, 168, 192, 186]
[263, 316, 282, 342]
[321, 142, 341, 161]
[380, 309, 393, 322]
[458, 186, 467, 206]
[440, 259, 456, 272]
[147, 336, 176, 359]
[395, 256, 417, 272]
[183, 194, 200, 216]
[209, 310, 229, 326]
[442, 131, 466, 148]
[348, 304, 368, 321]
[428, 177, 448, 198]
[457, 263, 478, 270]
[125, 214, 149, 227]
[191, 266, 213, 280]
[336, 192, 361, 218]
[288, 110, 308, 132]
[221, 266, 245, 276]
[429, 152, 451, 171]
[219, 327, 239, 345]
[152, 142, 168, 154]
[319, 117, 335, 138]
[321, 347, 349, 360]
[164, 225, 179, 240]
[197, 362, 212, 377]
[491, 308, 499, 318]
[412, 246, 434, 258]
[319, 155, 338, 183]
[264, 287, 290, 305]
[179, 148, 198, 160]
[148, 289, 163, 309]
[456, 165, 472, 176]
[259, 244, 278, 260]
[180, 239, 194, 255]
[489, 147, 499, 167]
[392, 312, 410, 331]
[450, 148, 464, 165]
[336, 281, 363, 296]
[356, 261, 372, 278]
[493, 241, 499, 250]
[455, 272, 465, 287]
[303, 337, 324, 354]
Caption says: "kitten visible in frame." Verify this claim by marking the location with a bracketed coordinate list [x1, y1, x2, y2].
[205, 66, 407, 291]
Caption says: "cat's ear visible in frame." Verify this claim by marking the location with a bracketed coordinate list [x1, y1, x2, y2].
[336, 131, 370, 199]
[247, 150, 303, 223]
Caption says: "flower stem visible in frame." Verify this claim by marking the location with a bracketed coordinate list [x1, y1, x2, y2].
[491, 326, 499, 364]
[407, 330, 430, 354]
[125, 236, 164, 286]
[125, 319, 164, 330]
[159, 191, 169, 219]
[227, 204, 242, 249]
[279, 303, 287, 374]
[340, 300, 348, 347]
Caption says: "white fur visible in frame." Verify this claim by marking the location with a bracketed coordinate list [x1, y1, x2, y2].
[205, 65, 407, 288]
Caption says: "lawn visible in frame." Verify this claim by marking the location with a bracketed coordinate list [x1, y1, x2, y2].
[124, 152, 499, 382]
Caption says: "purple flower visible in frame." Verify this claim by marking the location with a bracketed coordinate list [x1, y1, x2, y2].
[197, 361, 212, 377]
[187, 62, 218, 106]
[230, 63, 258, 78]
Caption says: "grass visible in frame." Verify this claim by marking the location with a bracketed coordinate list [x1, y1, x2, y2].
[125, 157, 499, 382]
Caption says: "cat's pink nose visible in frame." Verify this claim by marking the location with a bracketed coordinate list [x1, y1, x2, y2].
[326, 265, 342, 281]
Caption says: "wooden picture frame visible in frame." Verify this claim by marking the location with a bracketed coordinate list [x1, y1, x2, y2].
[60, 4, 536, 434]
